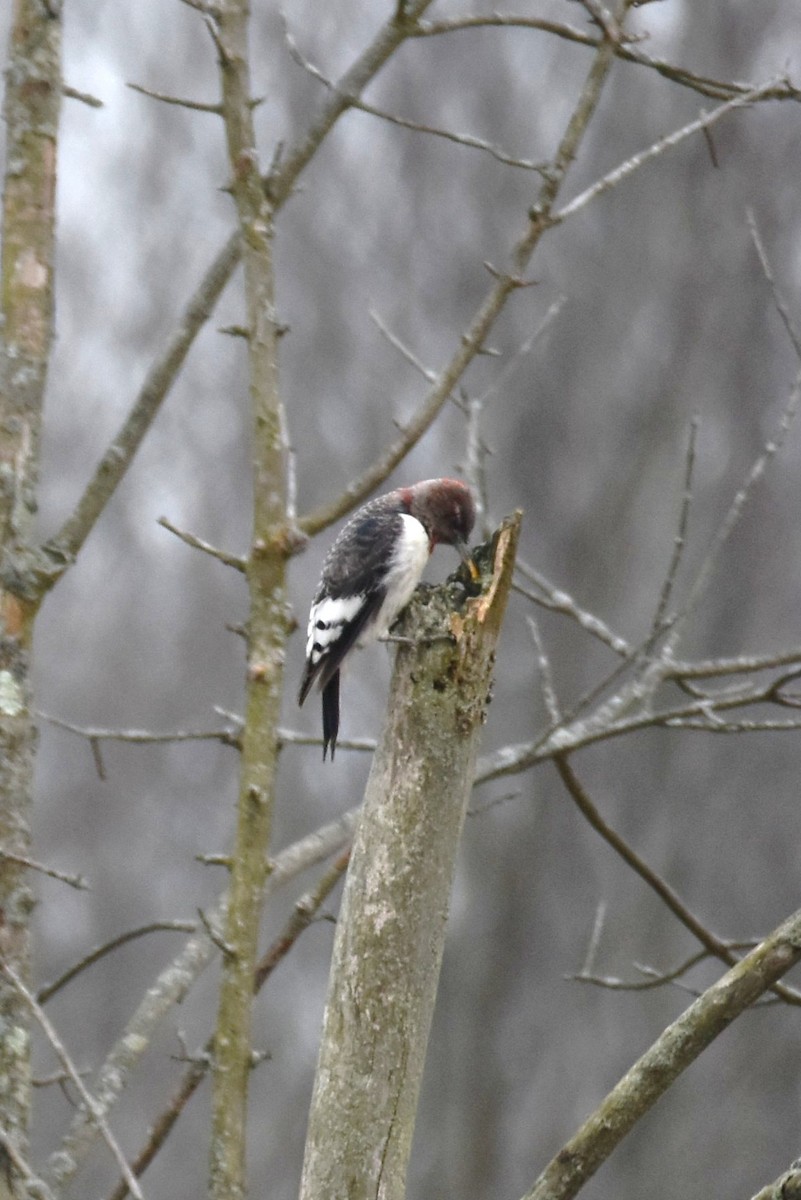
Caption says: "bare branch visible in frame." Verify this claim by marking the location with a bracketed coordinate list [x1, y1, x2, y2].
[748, 209, 801, 360]
[553, 81, 788, 227]
[3, 962, 147, 1200]
[579, 901, 607, 978]
[275, 728, 376, 753]
[369, 309, 437, 383]
[272, 0, 440, 208]
[476, 296, 567, 407]
[285, 16, 548, 171]
[253, 848, 349, 989]
[666, 716, 801, 736]
[514, 557, 631, 656]
[553, 756, 801, 1005]
[504, 357, 801, 768]
[157, 515, 246, 571]
[651, 415, 698, 632]
[572, 946, 718, 991]
[38, 711, 241, 750]
[42, 229, 243, 572]
[40, 0, 438, 579]
[671, 366, 801, 642]
[45, 807, 356, 1190]
[63, 83, 103, 107]
[127, 81, 222, 114]
[42, 708, 374, 757]
[521, 905, 801, 1200]
[0, 849, 88, 891]
[38, 921, 197, 1006]
[527, 615, 561, 724]
[413, 14, 801, 105]
[672, 647, 801, 681]
[474, 655, 801, 783]
[299, 3, 632, 538]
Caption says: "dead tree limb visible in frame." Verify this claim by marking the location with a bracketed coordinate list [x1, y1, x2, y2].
[299, 512, 520, 1200]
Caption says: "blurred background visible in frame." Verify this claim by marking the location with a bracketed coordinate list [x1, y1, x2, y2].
[3, 1, 801, 1195]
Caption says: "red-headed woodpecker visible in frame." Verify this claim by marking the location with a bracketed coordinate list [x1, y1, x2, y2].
[298, 478, 477, 760]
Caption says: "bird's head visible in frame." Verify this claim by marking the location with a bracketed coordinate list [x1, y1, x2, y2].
[405, 478, 478, 575]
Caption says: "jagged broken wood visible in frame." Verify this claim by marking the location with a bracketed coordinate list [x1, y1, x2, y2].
[299, 510, 521, 1200]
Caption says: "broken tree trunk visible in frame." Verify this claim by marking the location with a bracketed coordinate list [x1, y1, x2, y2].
[299, 511, 521, 1200]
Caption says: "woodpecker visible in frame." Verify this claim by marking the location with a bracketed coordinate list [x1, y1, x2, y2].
[298, 478, 477, 760]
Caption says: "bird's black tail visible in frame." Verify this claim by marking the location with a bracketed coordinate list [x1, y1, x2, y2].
[321, 671, 340, 760]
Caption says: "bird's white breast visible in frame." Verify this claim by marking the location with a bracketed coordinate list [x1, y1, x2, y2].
[358, 513, 430, 646]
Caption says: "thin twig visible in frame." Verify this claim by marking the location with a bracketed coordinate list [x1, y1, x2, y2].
[672, 647, 801, 680]
[462, 395, 492, 538]
[516, 361, 801, 762]
[473, 658, 801, 782]
[414, 15, 801, 105]
[369, 309, 437, 383]
[527, 615, 561, 724]
[467, 788, 523, 817]
[475, 296, 567, 407]
[514, 558, 630, 656]
[579, 901, 607, 977]
[553, 81, 788, 226]
[671, 367, 801, 643]
[651, 415, 698, 632]
[62, 83, 103, 107]
[0, 849, 88, 891]
[553, 755, 801, 1005]
[283, 13, 548, 172]
[3, 962, 146, 1200]
[275, 728, 377, 753]
[38, 922, 197, 1006]
[572, 946, 714, 990]
[38, 711, 242, 750]
[667, 716, 801, 735]
[127, 81, 222, 114]
[157, 515, 246, 571]
[748, 209, 801, 359]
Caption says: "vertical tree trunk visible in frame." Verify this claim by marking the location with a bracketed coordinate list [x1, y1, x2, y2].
[300, 513, 520, 1200]
[0, 3, 62, 1191]
[209, 5, 293, 1199]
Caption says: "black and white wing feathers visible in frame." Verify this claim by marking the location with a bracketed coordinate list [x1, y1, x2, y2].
[297, 503, 403, 706]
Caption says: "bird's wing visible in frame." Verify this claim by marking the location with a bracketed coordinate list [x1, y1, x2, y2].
[298, 584, 385, 705]
[297, 508, 401, 706]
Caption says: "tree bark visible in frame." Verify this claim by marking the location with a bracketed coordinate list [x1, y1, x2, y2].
[299, 513, 520, 1200]
[0, 3, 62, 1192]
[208, 5, 293, 1199]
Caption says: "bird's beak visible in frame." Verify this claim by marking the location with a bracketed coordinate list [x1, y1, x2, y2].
[457, 539, 481, 583]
